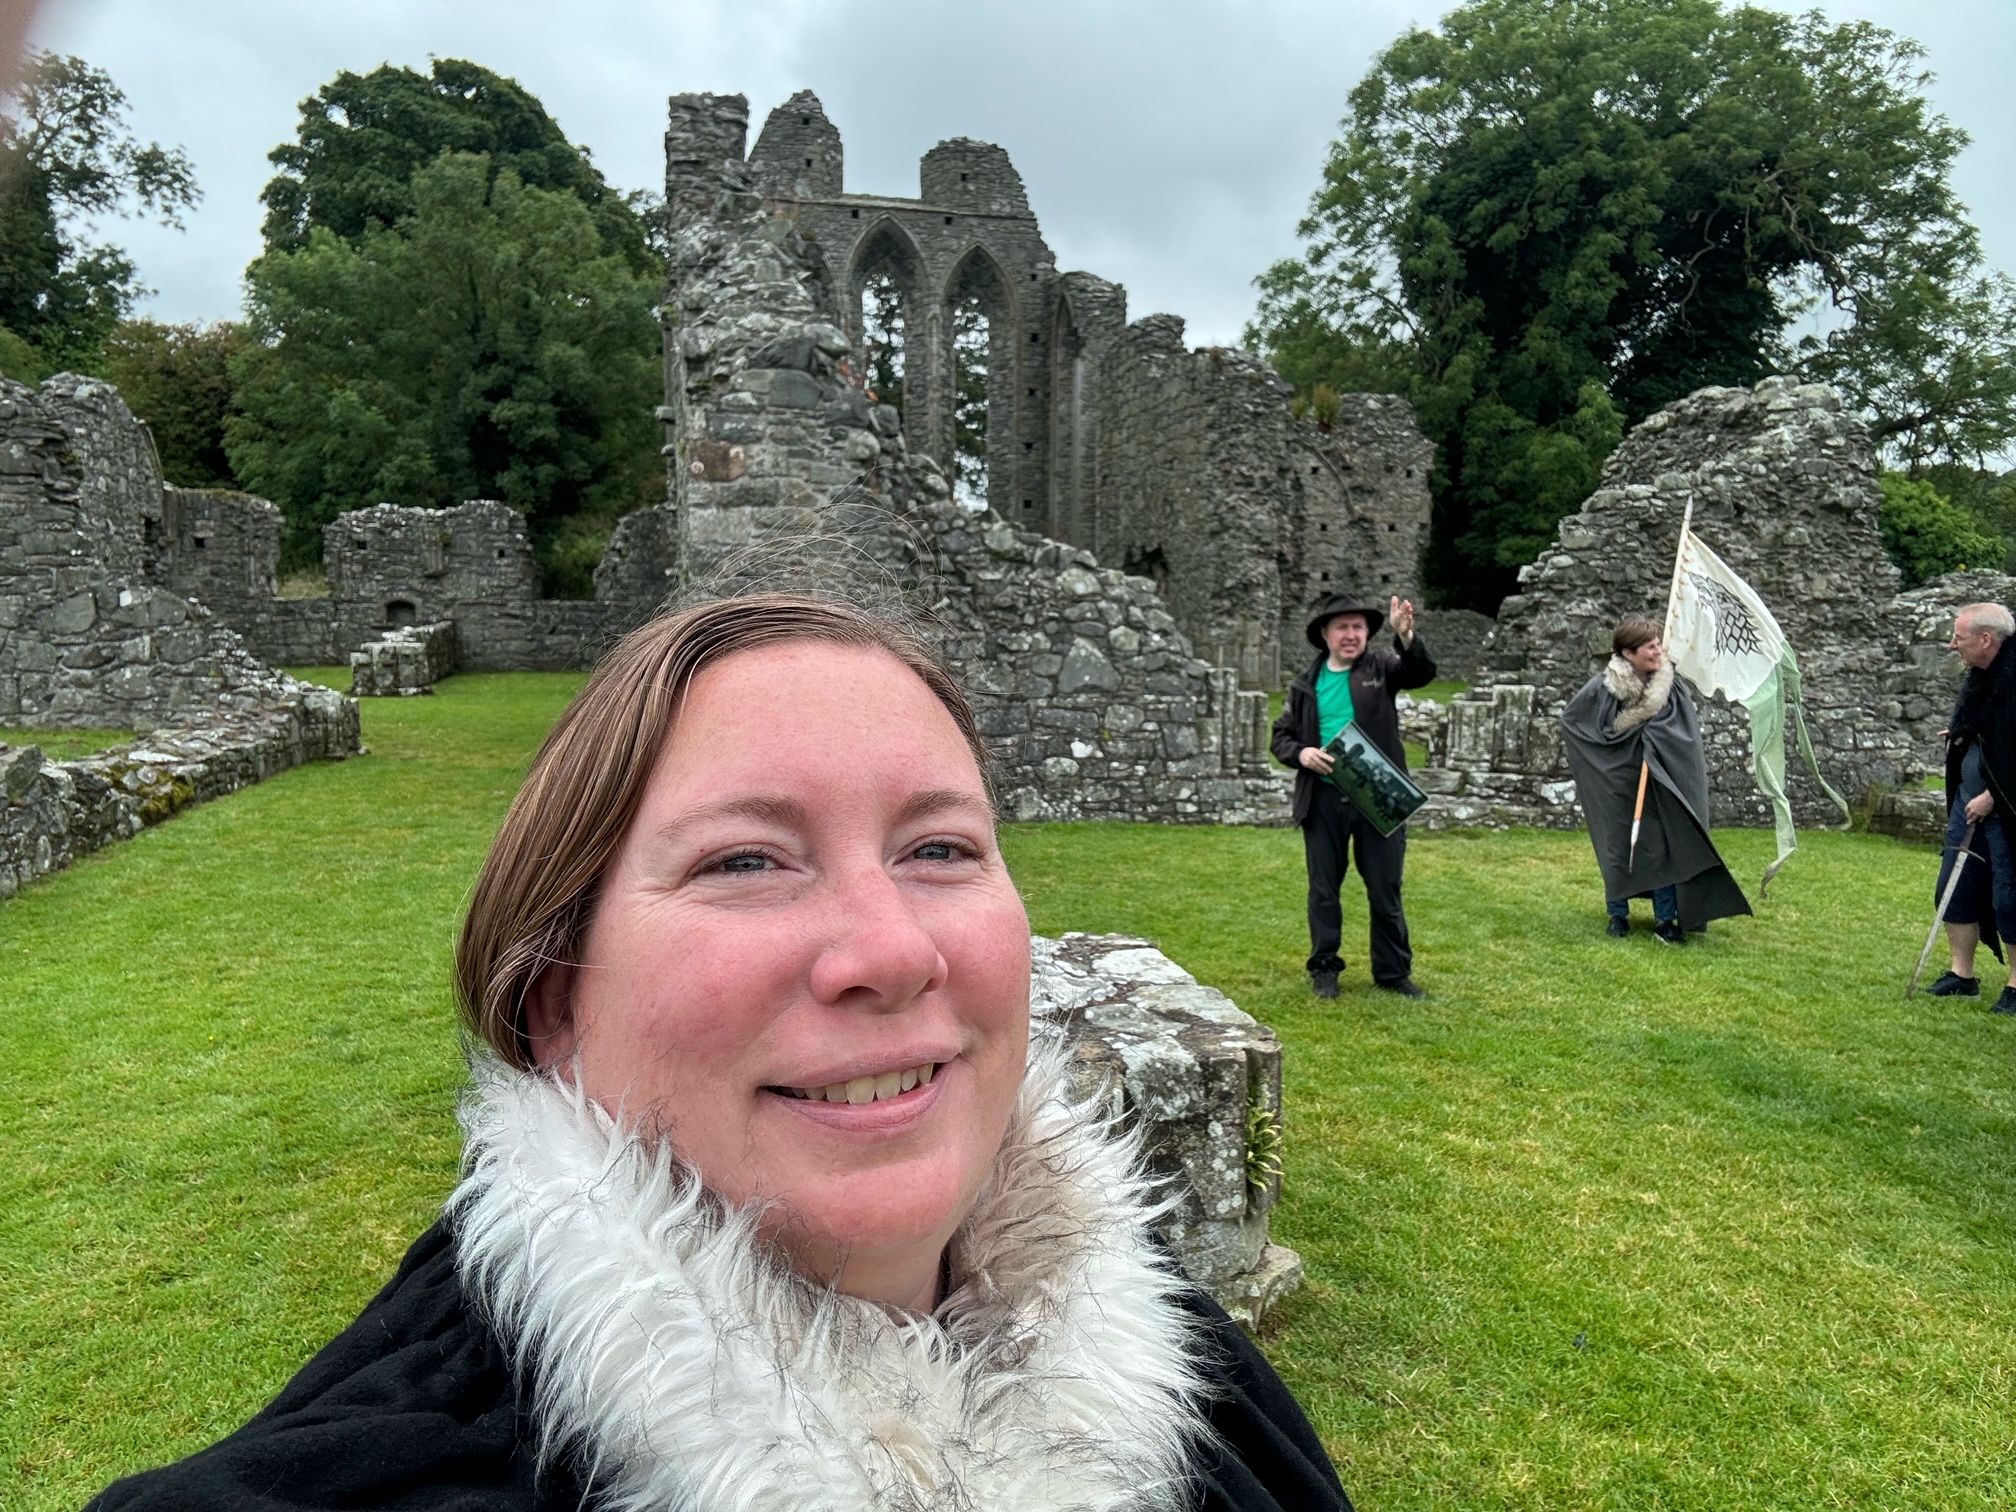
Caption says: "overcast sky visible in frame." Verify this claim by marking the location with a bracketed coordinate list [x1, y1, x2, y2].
[26, 0, 2016, 349]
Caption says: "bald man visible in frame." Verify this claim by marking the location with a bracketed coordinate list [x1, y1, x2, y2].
[1929, 601, 2016, 1012]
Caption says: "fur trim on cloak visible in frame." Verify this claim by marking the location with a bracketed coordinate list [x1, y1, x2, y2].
[1604, 654, 1675, 734]
[449, 1043, 1209, 1512]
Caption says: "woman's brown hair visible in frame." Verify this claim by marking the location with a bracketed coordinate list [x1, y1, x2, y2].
[455, 593, 990, 1067]
[1612, 617, 1663, 657]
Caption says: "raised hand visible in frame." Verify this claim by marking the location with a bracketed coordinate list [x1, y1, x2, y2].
[1390, 596, 1416, 644]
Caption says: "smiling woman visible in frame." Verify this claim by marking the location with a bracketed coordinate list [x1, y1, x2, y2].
[88, 593, 1349, 1512]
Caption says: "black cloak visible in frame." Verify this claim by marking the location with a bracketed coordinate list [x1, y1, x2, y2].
[87, 1220, 1351, 1512]
[1941, 633, 2016, 960]
[1560, 665, 1752, 931]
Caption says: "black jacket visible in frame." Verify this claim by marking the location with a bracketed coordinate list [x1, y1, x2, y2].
[89, 1219, 1351, 1512]
[1946, 634, 2016, 818]
[1271, 635, 1437, 825]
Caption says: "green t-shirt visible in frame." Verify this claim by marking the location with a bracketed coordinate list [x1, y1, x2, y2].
[1316, 662, 1355, 747]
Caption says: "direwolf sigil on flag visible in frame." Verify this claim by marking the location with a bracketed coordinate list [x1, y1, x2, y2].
[1663, 522, 1850, 890]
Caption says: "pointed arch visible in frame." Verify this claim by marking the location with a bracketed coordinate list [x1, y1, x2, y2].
[847, 219, 929, 445]
[942, 244, 1018, 513]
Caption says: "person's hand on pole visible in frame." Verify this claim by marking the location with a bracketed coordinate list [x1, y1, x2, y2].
[1966, 789, 1995, 823]
[1299, 746, 1336, 775]
[1389, 596, 1416, 645]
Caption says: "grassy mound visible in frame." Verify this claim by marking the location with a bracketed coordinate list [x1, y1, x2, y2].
[6, 672, 2014, 1508]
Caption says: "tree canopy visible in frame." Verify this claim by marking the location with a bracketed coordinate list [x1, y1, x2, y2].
[233, 62, 664, 592]
[100, 320, 246, 490]
[259, 58, 651, 276]
[1250, 0, 2014, 610]
[228, 154, 659, 589]
[0, 51, 198, 374]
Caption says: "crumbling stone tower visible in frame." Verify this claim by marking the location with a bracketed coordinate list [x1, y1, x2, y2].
[664, 89, 1436, 692]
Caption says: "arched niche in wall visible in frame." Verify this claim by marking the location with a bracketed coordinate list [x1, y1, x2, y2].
[942, 244, 1016, 515]
[847, 219, 928, 454]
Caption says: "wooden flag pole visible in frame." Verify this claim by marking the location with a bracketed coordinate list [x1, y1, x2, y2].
[1628, 494, 1696, 874]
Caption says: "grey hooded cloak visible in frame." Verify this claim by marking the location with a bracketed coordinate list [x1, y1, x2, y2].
[1560, 656, 1752, 931]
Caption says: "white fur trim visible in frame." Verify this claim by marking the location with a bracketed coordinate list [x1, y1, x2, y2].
[449, 1045, 1209, 1511]
[1605, 653, 1674, 733]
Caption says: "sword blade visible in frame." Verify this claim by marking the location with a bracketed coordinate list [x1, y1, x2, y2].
[1908, 819, 1980, 999]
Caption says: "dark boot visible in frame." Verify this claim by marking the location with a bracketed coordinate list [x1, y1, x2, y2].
[1926, 970, 1981, 998]
[1994, 985, 2016, 1015]
[1653, 919, 1685, 947]
[1311, 969, 1340, 1000]
[1606, 915, 1630, 938]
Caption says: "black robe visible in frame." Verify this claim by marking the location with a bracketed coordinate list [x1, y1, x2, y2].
[1942, 634, 2016, 960]
[88, 1219, 1351, 1512]
[1561, 667, 1752, 931]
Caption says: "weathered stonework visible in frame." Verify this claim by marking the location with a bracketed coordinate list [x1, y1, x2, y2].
[0, 691, 358, 898]
[1412, 378, 2008, 829]
[350, 620, 461, 696]
[677, 89, 1434, 692]
[662, 98, 1290, 824]
[0, 374, 361, 898]
[1032, 931, 1300, 1326]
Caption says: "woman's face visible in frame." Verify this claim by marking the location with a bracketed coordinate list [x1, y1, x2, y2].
[528, 642, 1031, 1311]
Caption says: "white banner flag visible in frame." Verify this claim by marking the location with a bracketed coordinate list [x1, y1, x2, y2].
[1666, 531, 1787, 704]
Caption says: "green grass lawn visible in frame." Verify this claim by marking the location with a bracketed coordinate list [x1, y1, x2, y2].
[7, 672, 2016, 1509]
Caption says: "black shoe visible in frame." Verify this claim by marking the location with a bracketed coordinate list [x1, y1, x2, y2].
[1652, 919, 1685, 947]
[1994, 986, 2016, 1015]
[1377, 977, 1427, 999]
[1606, 916, 1630, 938]
[1926, 970, 1981, 998]
[1310, 969, 1339, 1000]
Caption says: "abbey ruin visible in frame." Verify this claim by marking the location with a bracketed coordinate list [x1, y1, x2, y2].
[668, 89, 1445, 691]
[8, 85, 2012, 867]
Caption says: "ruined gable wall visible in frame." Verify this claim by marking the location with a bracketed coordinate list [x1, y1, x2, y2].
[662, 90, 1287, 824]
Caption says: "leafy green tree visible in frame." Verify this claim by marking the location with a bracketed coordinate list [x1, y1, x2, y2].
[1251, 0, 2000, 610]
[1878, 473, 2004, 586]
[227, 153, 660, 592]
[99, 319, 246, 489]
[259, 58, 650, 276]
[0, 51, 198, 373]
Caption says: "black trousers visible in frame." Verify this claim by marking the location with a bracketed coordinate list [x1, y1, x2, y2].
[1302, 780, 1412, 984]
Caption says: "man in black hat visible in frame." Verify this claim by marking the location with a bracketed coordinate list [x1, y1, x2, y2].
[1271, 593, 1437, 999]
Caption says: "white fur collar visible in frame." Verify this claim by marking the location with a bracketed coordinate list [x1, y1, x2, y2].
[448, 1043, 1209, 1512]
[1604, 653, 1674, 732]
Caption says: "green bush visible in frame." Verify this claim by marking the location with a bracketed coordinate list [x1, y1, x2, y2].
[1878, 472, 2005, 585]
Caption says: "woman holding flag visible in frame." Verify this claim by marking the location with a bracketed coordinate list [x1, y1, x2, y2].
[1560, 498, 1846, 944]
[1560, 618, 1752, 943]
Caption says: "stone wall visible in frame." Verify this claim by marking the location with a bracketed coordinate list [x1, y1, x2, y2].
[160, 489, 281, 621]
[351, 620, 461, 696]
[0, 691, 360, 899]
[0, 376, 360, 750]
[1032, 932, 1300, 1326]
[1413, 378, 1980, 828]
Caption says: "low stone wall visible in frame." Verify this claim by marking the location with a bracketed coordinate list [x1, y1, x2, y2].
[1031, 931, 1301, 1327]
[0, 686, 360, 899]
[1870, 788, 1946, 846]
[351, 621, 461, 696]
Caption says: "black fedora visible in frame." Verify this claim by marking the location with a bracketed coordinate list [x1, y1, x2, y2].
[1305, 592, 1384, 649]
